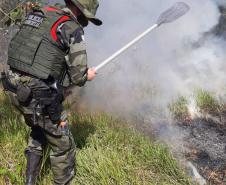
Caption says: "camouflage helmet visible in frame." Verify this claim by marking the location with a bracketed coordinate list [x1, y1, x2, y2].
[66, 0, 102, 26]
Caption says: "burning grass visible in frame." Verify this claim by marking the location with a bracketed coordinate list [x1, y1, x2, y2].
[169, 89, 222, 120]
[170, 89, 226, 184]
[0, 92, 192, 185]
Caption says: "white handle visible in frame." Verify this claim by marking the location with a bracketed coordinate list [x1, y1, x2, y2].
[95, 23, 159, 72]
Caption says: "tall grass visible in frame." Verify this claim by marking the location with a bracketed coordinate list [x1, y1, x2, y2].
[194, 89, 221, 114]
[169, 96, 189, 120]
[0, 92, 192, 185]
[169, 89, 223, 119]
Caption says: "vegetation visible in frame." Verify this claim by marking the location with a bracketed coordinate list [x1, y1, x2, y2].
[194, 89, 221, 114]
[0, 92, 192, 185]
[0, 0, 20, 26]
[169, 89, 223, 119]
[169, 96, 189, 120]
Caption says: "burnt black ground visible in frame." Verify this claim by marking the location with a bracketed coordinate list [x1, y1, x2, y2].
[178, 114, 226, 184]
[176, 7, 226, 184]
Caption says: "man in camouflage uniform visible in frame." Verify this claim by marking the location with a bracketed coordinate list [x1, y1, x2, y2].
[3, 0, 102, 184]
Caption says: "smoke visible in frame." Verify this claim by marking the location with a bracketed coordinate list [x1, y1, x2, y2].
[54, 0, 225, 119]
[214, 0, 226, 7]
[66, 0, 225, 117]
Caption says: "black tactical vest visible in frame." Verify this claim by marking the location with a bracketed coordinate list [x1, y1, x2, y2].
[8, 8, 71, 81]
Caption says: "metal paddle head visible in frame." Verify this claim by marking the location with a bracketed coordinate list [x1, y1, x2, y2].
[157, 2, 190, 25]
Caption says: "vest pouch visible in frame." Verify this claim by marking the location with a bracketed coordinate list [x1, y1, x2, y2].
[8, 32, 44, 74]
[16, 83, 33, 107]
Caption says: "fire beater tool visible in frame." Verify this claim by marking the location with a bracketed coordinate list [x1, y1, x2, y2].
[95, 2, 190, 72]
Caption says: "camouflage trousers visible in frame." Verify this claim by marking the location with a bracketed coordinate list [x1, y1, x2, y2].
[9, 78, 76, 185]
[24, 114, 76, 185]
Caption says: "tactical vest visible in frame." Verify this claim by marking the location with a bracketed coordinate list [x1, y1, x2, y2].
[8, 7, 72, 81]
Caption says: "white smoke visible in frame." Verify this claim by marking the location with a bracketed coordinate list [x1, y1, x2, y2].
[77, 0, 225, 114]
[54, 0, 226, 118]
[214, 0, 226, 7]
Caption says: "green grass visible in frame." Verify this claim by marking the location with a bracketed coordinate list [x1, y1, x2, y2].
[169, 96, 189, 120]
[194, 89, 221, 114]
[169, 90, 223, 119]
[0, 92, 192, 185]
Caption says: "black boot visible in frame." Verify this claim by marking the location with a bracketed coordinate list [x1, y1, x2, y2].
[25, 151, 42, 185]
